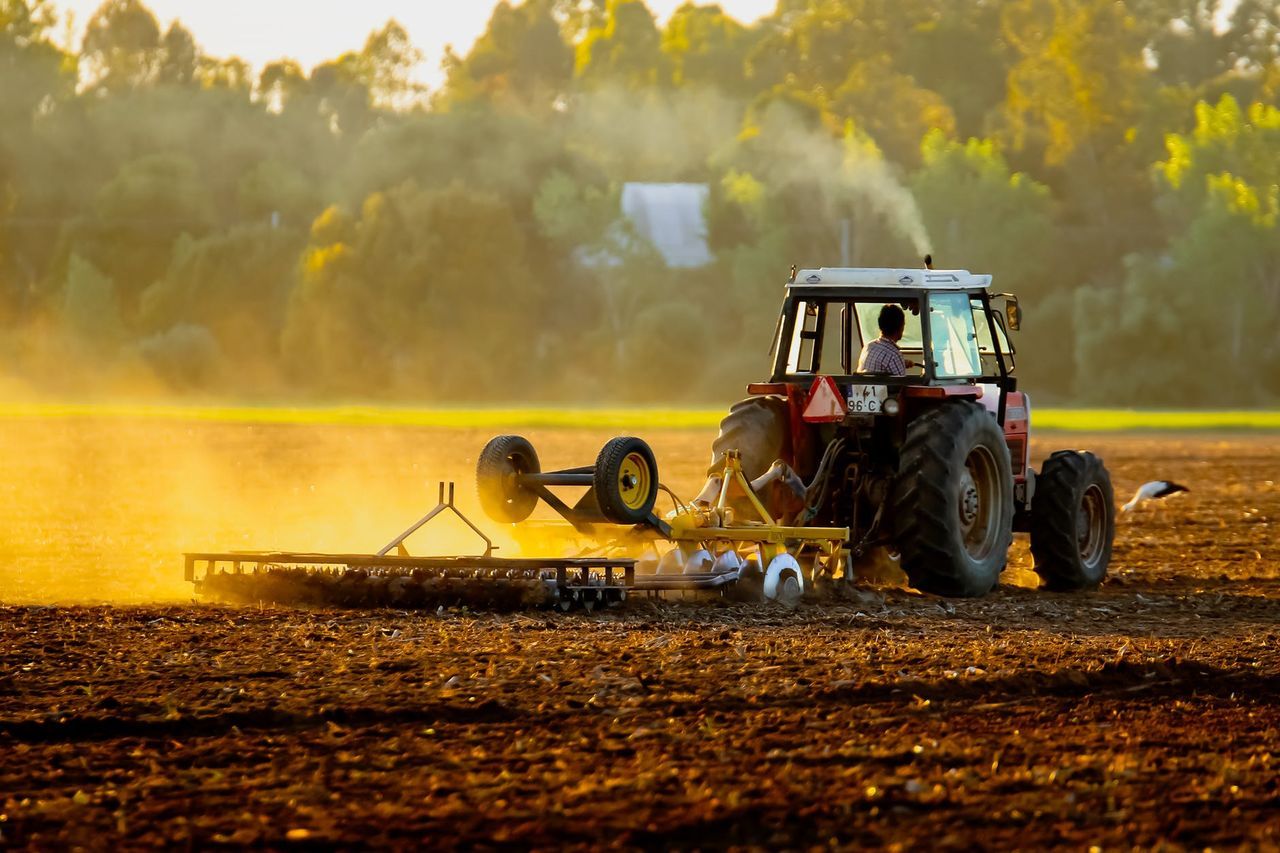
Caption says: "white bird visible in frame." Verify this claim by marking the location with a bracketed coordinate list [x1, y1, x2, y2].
[1121, 480, 1190, 512]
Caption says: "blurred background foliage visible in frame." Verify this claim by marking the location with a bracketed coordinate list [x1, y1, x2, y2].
[0, 0, 1278, 404]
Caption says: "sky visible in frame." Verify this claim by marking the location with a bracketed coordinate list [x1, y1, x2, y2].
[51, 0, 779, 88]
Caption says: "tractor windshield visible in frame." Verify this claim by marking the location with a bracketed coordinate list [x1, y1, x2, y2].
[853, 303, 923, 351]
[782, 297, 926, 376]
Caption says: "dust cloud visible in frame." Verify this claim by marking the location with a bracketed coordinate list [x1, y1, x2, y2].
[0, 417, 714, 605]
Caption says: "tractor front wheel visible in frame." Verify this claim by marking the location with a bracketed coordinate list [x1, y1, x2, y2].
[1030, 451, 1115, 590]
[890, 401, 1014, 597]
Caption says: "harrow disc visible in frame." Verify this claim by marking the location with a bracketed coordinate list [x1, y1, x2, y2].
[188, 553, 636, 612]
[200, 568, 550, 611]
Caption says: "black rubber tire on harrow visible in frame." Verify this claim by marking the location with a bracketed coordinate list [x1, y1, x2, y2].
[890, 400, 1014, 597]
[707, 396, 790, 481]
[476, 435, 541, 524]
[1030, 450, 1115, 591]
[593, 436, 659, 525]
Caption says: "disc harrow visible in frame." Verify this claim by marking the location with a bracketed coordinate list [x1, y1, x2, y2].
[187, 436, 851, 612]
[186, 484, 635, 611]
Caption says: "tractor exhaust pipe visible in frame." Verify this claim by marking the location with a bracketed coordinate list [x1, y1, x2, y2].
[924, 254, 934, 270]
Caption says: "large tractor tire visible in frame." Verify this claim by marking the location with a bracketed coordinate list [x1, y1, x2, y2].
[476, 435, 541, 524]
[707, 395, 790, 481]
[1030, 451, 1114, 590]
[890, 401, 1014, 597]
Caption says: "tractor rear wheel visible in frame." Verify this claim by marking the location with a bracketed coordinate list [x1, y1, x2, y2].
[476, 435, 541, 524]
[890, 401, 1014, 597]
[1030, 451, 1114, 590]
[708, 396, 789, 481]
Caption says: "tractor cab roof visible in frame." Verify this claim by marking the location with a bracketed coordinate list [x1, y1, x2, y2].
[791, 268, 993, 291]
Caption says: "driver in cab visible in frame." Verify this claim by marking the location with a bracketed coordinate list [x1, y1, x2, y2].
[857, 304, 916, 376]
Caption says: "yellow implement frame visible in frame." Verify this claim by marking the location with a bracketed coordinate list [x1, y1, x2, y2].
[665, 450, 849, 568]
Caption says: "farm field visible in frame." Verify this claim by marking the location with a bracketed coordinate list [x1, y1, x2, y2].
[1, 415, 1278, 847]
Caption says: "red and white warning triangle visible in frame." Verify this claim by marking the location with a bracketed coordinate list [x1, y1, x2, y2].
[802, 376, 846, 423]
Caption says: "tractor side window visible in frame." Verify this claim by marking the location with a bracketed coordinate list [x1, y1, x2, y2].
[820, 303, 849, 374]
[928, 293, 982, 379]
[785, 301, 821, 374]
[971, 298, 1015, 374]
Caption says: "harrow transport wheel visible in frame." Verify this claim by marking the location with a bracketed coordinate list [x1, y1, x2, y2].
[890, 400, 1014, 597]
[594, 437, 659, 525]
[1030, 451, 1115, 590]
[477, 435, 541, 524]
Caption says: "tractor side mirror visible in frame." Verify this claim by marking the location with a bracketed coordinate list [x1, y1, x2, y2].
[1005, 297, 1022, 331]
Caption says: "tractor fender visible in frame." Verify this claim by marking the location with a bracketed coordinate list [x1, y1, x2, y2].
[763, 553, 804, 601]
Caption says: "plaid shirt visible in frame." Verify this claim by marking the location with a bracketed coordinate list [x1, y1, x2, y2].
[858, 336, 906, 375]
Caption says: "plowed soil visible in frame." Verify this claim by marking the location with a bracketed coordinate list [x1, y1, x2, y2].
[1, 422, 1278, 848]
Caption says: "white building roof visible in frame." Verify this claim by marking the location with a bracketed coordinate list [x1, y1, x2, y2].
[793, 268, 993, 289]
[621, 183, 713, 269]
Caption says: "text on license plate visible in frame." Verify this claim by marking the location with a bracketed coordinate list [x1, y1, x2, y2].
[847, 384, 888, 414]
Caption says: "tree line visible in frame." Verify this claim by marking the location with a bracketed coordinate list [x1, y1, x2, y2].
[1, 0, 1277, 404]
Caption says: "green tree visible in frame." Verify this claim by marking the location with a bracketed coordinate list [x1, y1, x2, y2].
[81, 0, 162, 91]
[156, 21, 197, 86]
[0, 0, 75, 319]
[307, 54, 375, 137]
[1131, 0, 1280, 92]
[61, 154, 215, 319]
[62, 253, 124, 352]
[910, 130, 1073, 391]
[338, 107, 570, 208]
[196, 56, 251, 92]
[1075, 96, 1280, 403]
[1001, 0, 1149, 168]
[905, 2, 1009, 139]
[912, 131, 1054, 289]
[661, 3, 749, 92]
[281, 183, 541, 398]
[0, 0, 72, 123]
[831, 55, 956, 168]
[258, 59, 309, 111]
[140, 223, 303, 368]
[576, 0, 668, 90]
[440, 0, 573, 110]
[135, 323, 222, 388]
[357, 19, 424, 108]
[744, 0, 957, 166]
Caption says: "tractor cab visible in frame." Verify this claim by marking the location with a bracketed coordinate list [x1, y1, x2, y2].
[766, 266, 1022, 423]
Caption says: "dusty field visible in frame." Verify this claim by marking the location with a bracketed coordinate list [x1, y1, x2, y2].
[1, 419, 1278, 848]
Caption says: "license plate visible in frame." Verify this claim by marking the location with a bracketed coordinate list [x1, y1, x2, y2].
[847, 384, 888, 414]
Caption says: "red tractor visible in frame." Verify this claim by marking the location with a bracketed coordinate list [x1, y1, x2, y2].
[699, 263, 1115, 597]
